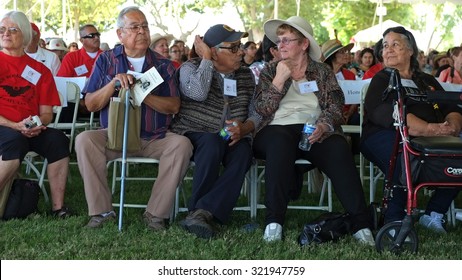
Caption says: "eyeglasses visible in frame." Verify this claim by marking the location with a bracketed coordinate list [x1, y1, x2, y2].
[81, 32, 101, 39]
[123, 24, 149, 33]
[337, 49, 350, 54]
[275, 38, 299, 46]
[218, 44, 241, 54]
[0, 26, 20, 35]
[170, 50, 180, 53]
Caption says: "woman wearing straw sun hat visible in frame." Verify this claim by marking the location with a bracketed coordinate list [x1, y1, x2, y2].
[253, 16, 374, 245]
[321, 39, 360, 154]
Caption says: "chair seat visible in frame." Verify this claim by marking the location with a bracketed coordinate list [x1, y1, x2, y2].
[411, 136, 462, 154]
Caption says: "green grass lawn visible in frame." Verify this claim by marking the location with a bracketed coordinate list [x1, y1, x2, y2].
[1, 157, 462, 260]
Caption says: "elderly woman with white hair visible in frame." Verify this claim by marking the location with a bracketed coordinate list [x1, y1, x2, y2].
[253, 16, 374, 245]
[0, 11, 72, 217]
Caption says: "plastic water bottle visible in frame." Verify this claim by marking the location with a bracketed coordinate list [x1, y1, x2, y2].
[219, 121, 237, 141]
[299, 123, 316, 151]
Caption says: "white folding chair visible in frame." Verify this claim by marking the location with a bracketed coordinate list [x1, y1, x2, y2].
[109, 157, 160, 208]
[109, 157, 193, 227]
[54, 81, 93, 153]
[22, 92, 63, 202]
[447, 200, 462, 227]
[249, 159, 333, 220]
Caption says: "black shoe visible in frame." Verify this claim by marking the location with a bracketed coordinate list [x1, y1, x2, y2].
[180, 209, 217, 239]
[51, 206, 73, 218]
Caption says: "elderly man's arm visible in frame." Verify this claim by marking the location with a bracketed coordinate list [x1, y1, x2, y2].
[85, 79, 118, 112]
[143, 95, 180, 114]
[179, 60, 214, 101]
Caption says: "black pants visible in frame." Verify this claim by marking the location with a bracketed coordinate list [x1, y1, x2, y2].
[0, 125, 69, 163]
[253, 124, 371, 233]
[185, 132, 252, 223]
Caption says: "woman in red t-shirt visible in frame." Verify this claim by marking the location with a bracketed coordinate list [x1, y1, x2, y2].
[0, 10, 72, 217]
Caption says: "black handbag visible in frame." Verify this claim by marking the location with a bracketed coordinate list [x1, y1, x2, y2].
[2, 179, 40, 220]
[298, 212, 351, 246]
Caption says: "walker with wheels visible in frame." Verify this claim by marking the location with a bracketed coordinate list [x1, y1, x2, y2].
[374, 68, 462, 254]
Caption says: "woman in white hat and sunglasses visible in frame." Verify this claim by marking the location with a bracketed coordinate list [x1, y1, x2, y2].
[253, 16, 374, 245]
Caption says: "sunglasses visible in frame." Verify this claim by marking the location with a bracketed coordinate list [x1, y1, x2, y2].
[82, 32, 101, 39]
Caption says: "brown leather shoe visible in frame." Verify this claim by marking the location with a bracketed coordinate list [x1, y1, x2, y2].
[143, 211, 166, 231]
[180, 209, 216, 239]
[86, 211, 116, 228]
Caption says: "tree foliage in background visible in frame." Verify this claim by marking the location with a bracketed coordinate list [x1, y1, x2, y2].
[2, 0, 122, 42]
[2, 0, 461, 51]
[135, 0, 205, 42]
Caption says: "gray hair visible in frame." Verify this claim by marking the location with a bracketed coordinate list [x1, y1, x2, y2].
[79, 24, 97, 37]
[1, 10, 32, 47]
[116, 6, 143, 28]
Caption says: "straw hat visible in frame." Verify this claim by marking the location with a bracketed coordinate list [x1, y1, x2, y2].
[321, 39, 354, 62]
[433, 52, 448, 66]
[150, 33, 174, 47]
[264, 16, 322, 61]
[48, 38, 67, 51]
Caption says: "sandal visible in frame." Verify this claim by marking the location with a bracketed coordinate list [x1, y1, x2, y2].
[51, 206, 73, 218]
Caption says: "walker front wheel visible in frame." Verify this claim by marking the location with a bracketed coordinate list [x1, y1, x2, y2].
[375, 221, 418, 254]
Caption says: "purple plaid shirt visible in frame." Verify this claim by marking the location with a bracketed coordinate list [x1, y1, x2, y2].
[83, 45, 178, 140]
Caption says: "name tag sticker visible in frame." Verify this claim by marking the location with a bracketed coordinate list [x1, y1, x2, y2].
[224, 78, 237, 96]
[74, 65, 89, 76]
[401, 79, 418, 89]
[299, 80, 318, 94]
[21, 65, 41, 85]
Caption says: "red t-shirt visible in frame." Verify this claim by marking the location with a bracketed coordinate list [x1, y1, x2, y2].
[57, 47, 102, 78]
[363, 63, 384, 80]
[0, 52, 60, 122]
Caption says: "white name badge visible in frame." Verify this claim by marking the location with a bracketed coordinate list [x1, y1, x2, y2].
[21, 65, 41, 85]
[298, 80, 319, 94]
[401, 79, 418, 89]
[74, 65, 89, 76]
[224, 78, 237, 96]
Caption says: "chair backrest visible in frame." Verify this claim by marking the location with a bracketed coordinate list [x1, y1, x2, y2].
[66, 81, 81, 127]
[49, 92, 63, 129]
[359, 83, 369, 135]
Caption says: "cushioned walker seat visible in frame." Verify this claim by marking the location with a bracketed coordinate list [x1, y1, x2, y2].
[410, 136, 462, 155]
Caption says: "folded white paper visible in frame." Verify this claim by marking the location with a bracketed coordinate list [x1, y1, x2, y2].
[132, 67, 164, 106]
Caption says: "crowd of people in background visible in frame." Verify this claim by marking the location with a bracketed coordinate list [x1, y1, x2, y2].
[3, 17, 460, 87]
[1, 5, 462, 247]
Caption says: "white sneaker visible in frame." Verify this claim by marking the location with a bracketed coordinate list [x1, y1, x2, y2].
[263, 223, 282, 242]
[353, 228, 375, 246]
[419, 211, 446, 234]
